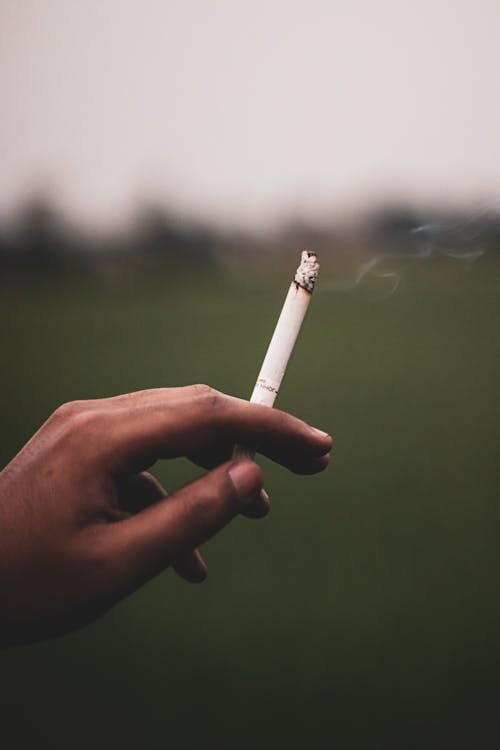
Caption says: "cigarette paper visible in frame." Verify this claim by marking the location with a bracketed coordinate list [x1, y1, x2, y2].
[234, 250, 319, 459]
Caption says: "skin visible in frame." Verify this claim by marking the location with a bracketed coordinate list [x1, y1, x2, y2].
[0, 385, 332, 646]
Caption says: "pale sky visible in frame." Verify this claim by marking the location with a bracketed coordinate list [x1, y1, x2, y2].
[1, 0, 499, 229]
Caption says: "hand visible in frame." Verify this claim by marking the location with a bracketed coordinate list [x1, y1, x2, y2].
[0, 385, 332, 645]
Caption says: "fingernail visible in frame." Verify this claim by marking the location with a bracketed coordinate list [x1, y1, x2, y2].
[260, 489, 270, 503]
[312, 427, 329, 437]
[228, 461, 262, 509]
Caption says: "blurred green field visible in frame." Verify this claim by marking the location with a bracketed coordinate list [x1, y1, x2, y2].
[1, 257, 500, 749]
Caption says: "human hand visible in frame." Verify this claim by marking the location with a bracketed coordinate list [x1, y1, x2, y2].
[0, 385, 332, 645]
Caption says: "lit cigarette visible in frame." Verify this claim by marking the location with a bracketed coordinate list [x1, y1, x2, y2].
[234, 250, 320, 459]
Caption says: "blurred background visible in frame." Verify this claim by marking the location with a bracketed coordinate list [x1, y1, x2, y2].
[1, 1, 500, 747]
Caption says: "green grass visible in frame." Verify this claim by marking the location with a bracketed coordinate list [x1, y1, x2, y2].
[1, 257, 499, 748]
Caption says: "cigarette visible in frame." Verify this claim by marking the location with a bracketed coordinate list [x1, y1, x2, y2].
[233, 250, 320, 459]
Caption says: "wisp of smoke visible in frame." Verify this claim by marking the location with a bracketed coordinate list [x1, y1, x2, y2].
[320, 212, 490, 299]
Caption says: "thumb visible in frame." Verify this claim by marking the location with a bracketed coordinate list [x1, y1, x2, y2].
[101, 459, 263, 595]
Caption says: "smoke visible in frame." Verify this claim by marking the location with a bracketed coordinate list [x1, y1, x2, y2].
[409, 214, 489, 262]
[320, 212, 492, 299]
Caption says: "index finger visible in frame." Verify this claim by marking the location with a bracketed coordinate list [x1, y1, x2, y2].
[92, 385, 332, 474]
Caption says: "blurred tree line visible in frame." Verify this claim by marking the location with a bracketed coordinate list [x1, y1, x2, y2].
[0, 196, 224, 281]
[1, 196, 499, 281]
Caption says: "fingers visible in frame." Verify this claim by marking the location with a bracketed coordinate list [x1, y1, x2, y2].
[190, 446, 331, 475]
[115, 471, 208, 583]
[81, 385, 332, 474]
[117, 470, 270, 521]
[115, 469, 269, 584]
[101, 459, 263, 595]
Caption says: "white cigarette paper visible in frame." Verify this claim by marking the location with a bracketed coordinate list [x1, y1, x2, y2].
[234, 250, 320, 459]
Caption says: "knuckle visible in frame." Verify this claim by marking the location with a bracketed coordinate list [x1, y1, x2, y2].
[190, 383, 222, 410]
[52, 399, 88, 421]
[56, 410, 106, 451]
[69, 410, 104, 436]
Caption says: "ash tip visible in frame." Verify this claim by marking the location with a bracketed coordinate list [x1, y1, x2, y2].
[294, 250, 319, 293]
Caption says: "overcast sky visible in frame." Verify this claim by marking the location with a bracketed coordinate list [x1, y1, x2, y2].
[1, 0, 499, 229]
